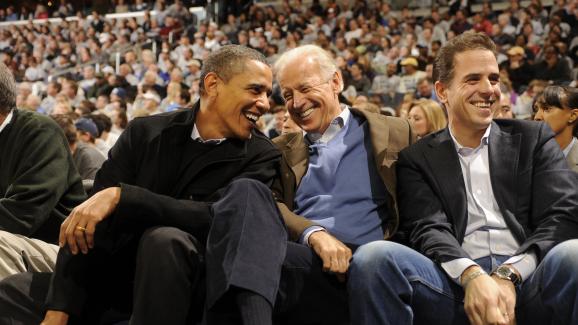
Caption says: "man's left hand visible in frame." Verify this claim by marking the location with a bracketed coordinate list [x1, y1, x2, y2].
[491, 274, 517, 325]
[59, 187, 121, 255]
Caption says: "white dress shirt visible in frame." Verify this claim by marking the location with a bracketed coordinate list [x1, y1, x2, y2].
[441, 125, 537, 285]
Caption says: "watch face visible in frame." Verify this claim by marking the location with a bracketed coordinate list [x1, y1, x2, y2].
[495, 266, 521, 285]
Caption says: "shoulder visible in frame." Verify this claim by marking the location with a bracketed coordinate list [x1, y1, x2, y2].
[13, 109, 61, 134]
[248, 129, 280, 153]
[124, 109, 195, 141]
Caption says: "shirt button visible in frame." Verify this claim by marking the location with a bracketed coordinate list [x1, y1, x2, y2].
[476, 189, 482, 195]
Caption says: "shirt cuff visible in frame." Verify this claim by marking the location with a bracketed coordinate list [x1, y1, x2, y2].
[300, 226, 326, 246]
[441, 258, 479, 286]
[503, 252, 538, 282]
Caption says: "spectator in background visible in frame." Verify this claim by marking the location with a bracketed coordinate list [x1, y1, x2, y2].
[501, 46, 535, 94]
[41, 81, 62, 114]
[52, 114, 105, 180]
[494, 92, 515, 119]
[533, 45, 572, 84]
[407, 98, 447, 138]
[0, 63, 85, 279]
[534, 85, 578, 172]
[267, 105, 285, 139]
[513, 79, 548, 119]
[397, 57, 426, 95]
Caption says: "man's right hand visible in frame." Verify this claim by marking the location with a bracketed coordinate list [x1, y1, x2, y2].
[308, 230, 352, 279]
[462, 266, 511, 325]
[40, 310, 69, 325]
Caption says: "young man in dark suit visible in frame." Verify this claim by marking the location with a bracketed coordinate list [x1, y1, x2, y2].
[348, 32, 578, 325]
[0, 45, 284, 325]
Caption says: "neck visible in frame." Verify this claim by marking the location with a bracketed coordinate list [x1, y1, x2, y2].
[197, 98, 226, 139]
[450, 121, 487, 148]
[555, 127, 574, 150]
[0, 112, 6, 126]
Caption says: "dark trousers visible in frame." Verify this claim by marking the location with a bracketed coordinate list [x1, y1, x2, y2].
[0, 179, 287, 325]
[0, 178, 349, 324]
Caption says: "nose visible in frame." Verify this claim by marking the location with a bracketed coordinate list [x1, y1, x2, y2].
[534, 109, 543, 121]
[292, 90, 306, 110]
[256, 92, 270, 114]
[479, 78, 494, 95]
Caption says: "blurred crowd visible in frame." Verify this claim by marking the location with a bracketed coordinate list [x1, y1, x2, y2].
[1, 0, 577, 142]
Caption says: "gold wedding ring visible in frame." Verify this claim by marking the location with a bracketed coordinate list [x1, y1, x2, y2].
[76, 226, 87, 232]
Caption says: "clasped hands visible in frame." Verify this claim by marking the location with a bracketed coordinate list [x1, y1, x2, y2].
[462, 265, 517, 325]
[59, 187, 121, 255]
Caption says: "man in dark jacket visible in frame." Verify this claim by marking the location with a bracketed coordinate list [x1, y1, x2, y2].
[0, 45, 283, 325]
[0, 63, 85, 279]
[348, 32, 578, 325]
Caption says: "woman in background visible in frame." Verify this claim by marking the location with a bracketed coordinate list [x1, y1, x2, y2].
[533, 85, 578, 172]
[407, 99, 447, 138]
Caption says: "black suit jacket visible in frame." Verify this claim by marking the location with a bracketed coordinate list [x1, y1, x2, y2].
[397, 119, 578, 265]
[45, 102, 281, 315]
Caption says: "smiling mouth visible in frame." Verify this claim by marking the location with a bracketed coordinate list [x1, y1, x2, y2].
[297, 107, 315, 119]
[243, 111, 260, 125]
[471, 101, 494, 109]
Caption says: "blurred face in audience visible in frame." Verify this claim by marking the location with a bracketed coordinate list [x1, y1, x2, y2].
[494, 94, 513, 119]
[408, 105, 428, 137]
[277, 55, 342, 134]
[534, 100, 575, 136]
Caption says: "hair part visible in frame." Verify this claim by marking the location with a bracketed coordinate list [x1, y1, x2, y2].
[199, 45, 268, 94]
[0, 63, 17, 115]
[433, 31, 497, 86]
[539, 85, 578, 137]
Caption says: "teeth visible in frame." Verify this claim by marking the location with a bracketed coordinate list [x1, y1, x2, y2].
[299, 108, 314, 118]
[472, 102, 492, 108]
[244, 112, 259, 122]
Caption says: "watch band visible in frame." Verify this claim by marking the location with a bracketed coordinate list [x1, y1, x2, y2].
[492, 265, 522, 286]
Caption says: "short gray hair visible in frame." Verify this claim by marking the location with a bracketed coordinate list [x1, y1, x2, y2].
[274, 45, 340, 89]
[0, 63, 16, 115]
[199, 45, 268, 93]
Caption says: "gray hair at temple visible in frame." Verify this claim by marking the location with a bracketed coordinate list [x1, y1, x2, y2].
[274, 45, 343, 92]
[199, 45, 268, 94]
[0, 63, 16, 115]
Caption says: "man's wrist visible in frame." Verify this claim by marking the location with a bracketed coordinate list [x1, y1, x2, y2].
[491, 264, 522, 286]
[461, 266, 487, 288]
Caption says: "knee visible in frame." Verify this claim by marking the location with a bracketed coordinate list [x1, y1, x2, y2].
[544, 240, 578, 278]
[139, 226, 199, 257]
[350, 241, 405, 276]
[227, 178, 271, 198]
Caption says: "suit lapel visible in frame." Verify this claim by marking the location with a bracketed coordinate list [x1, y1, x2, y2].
[424, 129, 468, 237]
[281, 133, 309, 187]
[488, 122, 521, 229]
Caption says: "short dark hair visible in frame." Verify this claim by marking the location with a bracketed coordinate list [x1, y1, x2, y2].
[433, 31, 496, 86]
[0, 63, 16, 115]
[539, 85, 578, 137]
[199, 45, 268, 94]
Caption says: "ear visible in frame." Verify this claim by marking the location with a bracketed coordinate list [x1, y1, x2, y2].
[203, 72, 219, 97]
[568, 108, 578, 125]
[434, 80, 448, 106]
[331, 70, 344, 93]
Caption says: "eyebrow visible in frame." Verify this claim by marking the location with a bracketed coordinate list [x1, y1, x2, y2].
[462, 73, 500, 81]
[247, 83, 272, 95]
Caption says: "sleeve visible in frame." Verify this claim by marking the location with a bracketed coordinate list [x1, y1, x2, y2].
[98, 124, 281, 236]
[516, 123, 578, 260]
[396, 148, 472, 265]
[0, 127, 78, 236]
